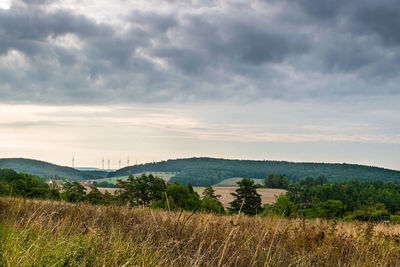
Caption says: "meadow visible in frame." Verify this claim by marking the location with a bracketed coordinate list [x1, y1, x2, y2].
[1, 197, 400, 266]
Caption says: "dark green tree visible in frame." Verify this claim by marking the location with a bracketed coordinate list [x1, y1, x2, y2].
[202, 185, 221, 201]
[264, 174, 289, 189]
[201, 185, 224, 214]
[272, 194, 297, 217]
[116, 174, 166, 206]
[229, 178, 262, 216]
[86, 186, 105, 205]
[61, 181, 86, 202]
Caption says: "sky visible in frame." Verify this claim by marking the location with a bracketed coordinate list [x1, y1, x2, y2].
[0, 0, 399, 170]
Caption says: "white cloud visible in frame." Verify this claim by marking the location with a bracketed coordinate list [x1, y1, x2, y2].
[0, 0, 10, 9]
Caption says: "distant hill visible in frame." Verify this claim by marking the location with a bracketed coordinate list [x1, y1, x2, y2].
[2, 157, 400, 186]
[0, 158, 108, 180]
[113, 157, 400, 186]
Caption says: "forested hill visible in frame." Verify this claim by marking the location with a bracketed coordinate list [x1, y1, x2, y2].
[2, 157, 400, 186]
[0, 158, 108, 180]
[114, 157, 400, 186]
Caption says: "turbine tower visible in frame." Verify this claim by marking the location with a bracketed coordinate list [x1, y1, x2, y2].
[127, 157, 130, 167]
[119, 159, 121, 169]
[102, 158, 104, 170]
[72, 156, 75, 168]
[108, 159, 110, 170]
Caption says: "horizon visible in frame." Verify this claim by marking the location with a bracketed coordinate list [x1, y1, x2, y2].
[1, 0, 400, 170]
[2, 156, 400, 172]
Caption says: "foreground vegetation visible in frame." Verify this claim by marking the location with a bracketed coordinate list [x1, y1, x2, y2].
[1, 197, 400, 266]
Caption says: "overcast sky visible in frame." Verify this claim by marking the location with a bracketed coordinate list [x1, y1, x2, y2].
[0, 0, 399, 170]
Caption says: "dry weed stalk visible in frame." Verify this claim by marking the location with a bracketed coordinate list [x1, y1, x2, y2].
[1, 197, 400, 266]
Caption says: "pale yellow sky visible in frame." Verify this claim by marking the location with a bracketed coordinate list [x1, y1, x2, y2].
[1, 103, 400, 170]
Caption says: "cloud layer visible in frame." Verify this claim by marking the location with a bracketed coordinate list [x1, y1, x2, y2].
[1, 0, 400, 169]
[1, 0, 400, 104]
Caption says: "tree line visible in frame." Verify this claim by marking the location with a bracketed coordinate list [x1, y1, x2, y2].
[114, 157, 400, 186]
[267, 177, 400, 223]
[1, 167, 400, 223]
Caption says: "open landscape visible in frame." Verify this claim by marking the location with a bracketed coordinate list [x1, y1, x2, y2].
[2, 0, 400, 266]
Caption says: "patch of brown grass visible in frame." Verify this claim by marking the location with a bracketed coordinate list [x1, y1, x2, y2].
[1, 197, 400, 266]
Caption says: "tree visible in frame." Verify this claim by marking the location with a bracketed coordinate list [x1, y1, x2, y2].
[202, 185, 221, 201]
[229, 178, 262, 216]
[116, 174, 166, 206]
[62, 182, 86, 202]
[312, 199, 344, 219]
[264, 174, 289, 189]
[201, 197, 225, 214]
[86, 186, 105, 205]
[201, 185, 224, 214]
[272, 194, 297, 217]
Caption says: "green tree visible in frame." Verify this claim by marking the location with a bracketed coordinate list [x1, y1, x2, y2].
[116, 174, 166, 206]
[264, 174, 289, 189]
[61, 182, 86, 202]
[312, 199, 344, 219]
[201, 185, 224, 214]
[272, 194, 297, 217]
[201, 197, 225, 214]
[202, 185, 221, 201]
[229, 178, 262, 216]
[86, 186, 105, 205]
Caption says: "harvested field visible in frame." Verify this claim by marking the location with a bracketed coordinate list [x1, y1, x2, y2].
[97, 187, 286, 208]
[196, 187, 286, 208]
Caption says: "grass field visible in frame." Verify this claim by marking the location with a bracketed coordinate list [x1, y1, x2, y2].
[1, 197, 400, 266]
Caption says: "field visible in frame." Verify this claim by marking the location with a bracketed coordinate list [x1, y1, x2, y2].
[96, 187, 286, 208]
[213, 177, 264, 186]
[1, 197, 400, 266]
[194, 187, 286, 208]
[94, 172, 177, 184]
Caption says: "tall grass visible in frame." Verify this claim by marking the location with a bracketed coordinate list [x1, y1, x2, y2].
[1, 197, 400, 266]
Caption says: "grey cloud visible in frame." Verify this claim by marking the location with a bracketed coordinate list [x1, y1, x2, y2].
[294, 0, 400, 46]
[352, 0, 400, 46]
[19, 0, 59, 6]
[0, 0, 400, 105]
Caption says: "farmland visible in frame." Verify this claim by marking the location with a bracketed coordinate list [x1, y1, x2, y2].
[213, 177, 264, 186]
[92, 172, 177, 184]
[96, 186, 286, 208]
[2, 197, 400, 266]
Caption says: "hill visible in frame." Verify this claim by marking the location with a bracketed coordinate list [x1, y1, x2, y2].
[113, 157, 400, 186]
[0, 158, 108, 180]
[2, 157, 400, 186]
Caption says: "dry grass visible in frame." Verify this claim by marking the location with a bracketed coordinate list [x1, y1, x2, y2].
[1, 197, 400, 266]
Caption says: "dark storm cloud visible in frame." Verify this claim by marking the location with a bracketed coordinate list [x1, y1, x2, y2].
[295, 0, 400, 45]
[0, 0, 400, 104]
